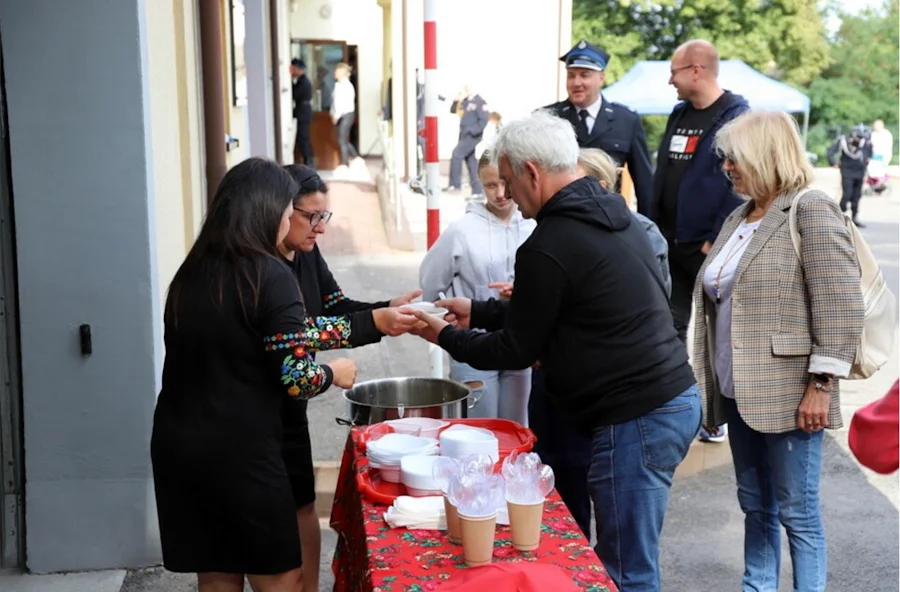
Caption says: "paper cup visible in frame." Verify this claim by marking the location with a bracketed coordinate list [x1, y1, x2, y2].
[458, 512, 497, 567]
[507, 500, 545, 551]
[443, 495, 462, 544]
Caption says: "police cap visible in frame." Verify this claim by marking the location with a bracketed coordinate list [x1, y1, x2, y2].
[560, 40, 610, 72]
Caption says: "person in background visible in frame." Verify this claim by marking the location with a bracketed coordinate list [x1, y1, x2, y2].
[419, 150, 535, 424]
[447, 84, 490, 193]
[279, 164, 422, 592]
[828, 124, 873, 227]
[526, 146, 672, 538]
[849, 379, 899, 475]
[870, 119, 894, 165]
[291, 59, 314, 166]
[151, 157, 358, 592]
[653, 39, 749, 350]
[476, 111, 502, 160]
[332, 62, 360, 169]
[695, 110, 864, 592]
[544, 40, 654, 214]
[411, 111, 700, 591]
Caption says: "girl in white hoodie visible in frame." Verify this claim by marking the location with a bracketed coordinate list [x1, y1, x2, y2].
[419, 151, 536, 424]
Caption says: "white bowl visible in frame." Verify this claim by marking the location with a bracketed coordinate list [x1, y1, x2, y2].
[400, 454, 443, 492]
[401, 302, 449, 319]
[367, 434, 440, 465]
[388, 417, 449, 439]
[439, 426, 499, 463]
[379, 465, 402, 483]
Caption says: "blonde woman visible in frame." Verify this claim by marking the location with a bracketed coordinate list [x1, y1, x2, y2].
[578, 148, 670, 294]
[331, 62, 359, 167]
[695, 110, 864, 591]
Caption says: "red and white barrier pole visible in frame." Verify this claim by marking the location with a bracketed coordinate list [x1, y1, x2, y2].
[424, 0, 443, 379]
[423, 0, 440, 248]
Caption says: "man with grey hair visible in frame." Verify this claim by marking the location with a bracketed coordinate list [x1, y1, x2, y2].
[410, 110, 700, 591]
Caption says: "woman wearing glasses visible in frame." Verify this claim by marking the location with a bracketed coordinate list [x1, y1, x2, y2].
[278, 164, 421, 592]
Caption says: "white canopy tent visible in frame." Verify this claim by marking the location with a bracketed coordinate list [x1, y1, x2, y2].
[604, 59, 812, 144]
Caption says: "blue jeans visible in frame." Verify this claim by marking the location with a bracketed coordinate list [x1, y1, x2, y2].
[587, 385, 701, 591]
[724, 397, 827, 592]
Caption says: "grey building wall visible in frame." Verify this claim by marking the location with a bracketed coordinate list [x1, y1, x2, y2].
[0, 0, 162, 573]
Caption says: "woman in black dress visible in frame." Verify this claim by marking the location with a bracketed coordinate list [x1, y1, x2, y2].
[151, 157, 358, 592]
[279, 164, 422, 592]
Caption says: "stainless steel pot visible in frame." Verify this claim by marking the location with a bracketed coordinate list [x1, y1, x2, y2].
[337, 377, 484, 426]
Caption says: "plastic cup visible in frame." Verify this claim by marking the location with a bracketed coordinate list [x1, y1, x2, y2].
[506, 500, 545, 551]
[457, 512, 497, 567]
[443, 495, 462, 544]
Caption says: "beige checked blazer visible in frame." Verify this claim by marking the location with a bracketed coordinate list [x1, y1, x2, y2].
[692, 189, 864, 433]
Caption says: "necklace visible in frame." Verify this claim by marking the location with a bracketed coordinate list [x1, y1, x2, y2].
[712, 226, 756, 304]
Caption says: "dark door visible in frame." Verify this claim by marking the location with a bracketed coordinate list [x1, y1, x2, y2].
[348, 44, 360, 154]
[0, 30, 25, 570]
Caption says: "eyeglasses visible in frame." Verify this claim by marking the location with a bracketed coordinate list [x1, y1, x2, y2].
[294, 208, 332, 227]
[670, 64, 705, 76]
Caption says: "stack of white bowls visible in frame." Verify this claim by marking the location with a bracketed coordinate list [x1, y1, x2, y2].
[400, 454, 444, 496]
[367, 433, 440, 483]
[439, 425, 500, 463]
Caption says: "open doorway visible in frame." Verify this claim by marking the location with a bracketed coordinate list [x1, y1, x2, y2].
[0, 30, 25, 570]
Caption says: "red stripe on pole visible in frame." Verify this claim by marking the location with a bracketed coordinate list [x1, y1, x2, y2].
[423, 22, 437, 69]
[427, 208, 440, 248]
[424, 117, 439, 163]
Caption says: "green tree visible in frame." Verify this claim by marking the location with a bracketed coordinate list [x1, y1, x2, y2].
[573, 0, 831, 87]
[808, 0, 899, 127]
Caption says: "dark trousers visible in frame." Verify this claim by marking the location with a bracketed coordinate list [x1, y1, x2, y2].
[668, 242, 707, 344]
[528, 368, 593, 539]
[839, 174, 864, 218]
[294, 117, 313, 166]
[337, 113, 358, 165]
[449, 135, 482, 192]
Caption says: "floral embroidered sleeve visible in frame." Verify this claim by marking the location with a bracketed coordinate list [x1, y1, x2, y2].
[261, 259, 333, 400]
[304, 315, 352, 351]
[264, 331, 333, 400]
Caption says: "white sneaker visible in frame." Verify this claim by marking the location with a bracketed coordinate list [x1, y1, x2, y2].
[698, 423, 728, 443]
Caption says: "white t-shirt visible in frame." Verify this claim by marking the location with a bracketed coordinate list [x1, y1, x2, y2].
[332, 79, 356, 120]
[701, 219, 762, 399]
[871, 128, 894, 164]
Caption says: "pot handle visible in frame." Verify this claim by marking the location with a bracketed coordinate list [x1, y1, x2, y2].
[335, 417, 354, 427]
[463, 380, 485, 410]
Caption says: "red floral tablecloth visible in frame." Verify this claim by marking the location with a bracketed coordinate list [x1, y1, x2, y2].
[330, 429, 617, 592]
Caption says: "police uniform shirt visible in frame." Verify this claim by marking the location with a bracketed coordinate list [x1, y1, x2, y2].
[579, 96, 602, 135]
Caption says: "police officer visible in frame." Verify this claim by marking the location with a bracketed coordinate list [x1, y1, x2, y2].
[291, 58, 314, 166]
[543, 40, 654, 215]
[828, 124, 873, 227]
[447, 85, 489, 193]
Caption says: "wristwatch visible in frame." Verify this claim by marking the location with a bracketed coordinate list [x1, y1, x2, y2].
[811, 373, 833, 392]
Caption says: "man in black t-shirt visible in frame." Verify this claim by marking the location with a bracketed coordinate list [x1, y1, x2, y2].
[651, 40, 749, 348]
